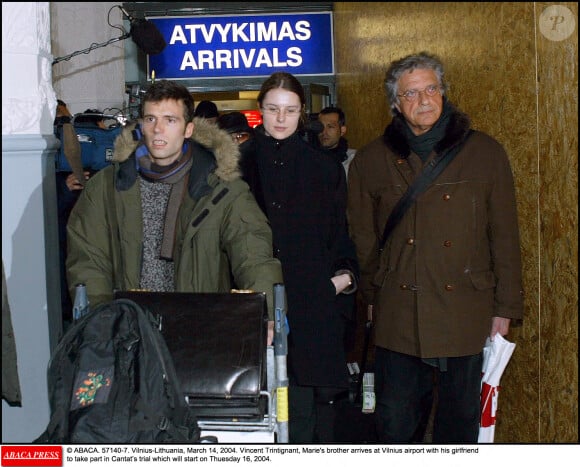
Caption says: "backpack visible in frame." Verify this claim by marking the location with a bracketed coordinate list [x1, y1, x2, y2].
[35, 298, 208, 443]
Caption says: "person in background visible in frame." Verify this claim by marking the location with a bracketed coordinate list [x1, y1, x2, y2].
[244, 71, 360, 443]
[193, 100, 219, 124]
[74, 108, 108, 129]
[317, 106, 356, 176]
[347, 51, 524, 443]
[53, 100, 89, 326]
[317, 106, 359, 353]
[66, 80, 283, 342]
[54, 106, 107, 324]
[55, 99, 72, 124]
[217, 111, 254, 146]
[216, 111, 265, 212]
[63, 109, 108, 192]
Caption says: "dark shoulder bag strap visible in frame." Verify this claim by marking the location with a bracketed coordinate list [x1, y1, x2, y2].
[378, 130, 474, 252]
[355, 131, 474, 403]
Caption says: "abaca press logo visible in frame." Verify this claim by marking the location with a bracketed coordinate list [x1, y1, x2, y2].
[1, 446, 62, 467]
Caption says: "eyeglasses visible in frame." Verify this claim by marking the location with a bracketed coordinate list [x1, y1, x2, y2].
[231, 132, 250, 143]
[397, 84, 442, 103]
[261, 105, 302, 117]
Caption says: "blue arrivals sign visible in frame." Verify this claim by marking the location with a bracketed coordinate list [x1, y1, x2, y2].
[147, 12, 334, 80]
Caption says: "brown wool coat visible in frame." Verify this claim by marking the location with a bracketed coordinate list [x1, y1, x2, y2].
[347, 107, 524, 358]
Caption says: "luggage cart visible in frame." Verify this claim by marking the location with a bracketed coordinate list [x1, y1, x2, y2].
[199, 346, 278, 442]
[115, 287, 288, 443]
[199, 284, 288, 443]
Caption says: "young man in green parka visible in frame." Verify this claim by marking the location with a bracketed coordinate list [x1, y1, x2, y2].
[66, 80, 283, 342]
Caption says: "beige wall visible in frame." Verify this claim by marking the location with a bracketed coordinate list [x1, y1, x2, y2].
[334, 2, 577, 443]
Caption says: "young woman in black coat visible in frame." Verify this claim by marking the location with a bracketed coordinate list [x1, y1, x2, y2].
[243, 72, 359, 443]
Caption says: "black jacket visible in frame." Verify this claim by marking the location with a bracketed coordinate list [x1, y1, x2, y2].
[244, 127, 359, 387]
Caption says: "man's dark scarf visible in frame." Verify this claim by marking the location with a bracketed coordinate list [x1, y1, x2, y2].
[404, 99, 453, 162]
[325, 137, 350, 164]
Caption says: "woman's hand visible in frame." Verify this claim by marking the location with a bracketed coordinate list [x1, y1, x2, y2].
[331, 273, 352, 295]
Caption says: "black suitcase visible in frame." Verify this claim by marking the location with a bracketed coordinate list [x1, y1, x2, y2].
[114, 291, 268, 420]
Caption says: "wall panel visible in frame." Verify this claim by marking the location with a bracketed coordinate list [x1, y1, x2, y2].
[334, 1, 577, 443]
[535, 1, 578, 443]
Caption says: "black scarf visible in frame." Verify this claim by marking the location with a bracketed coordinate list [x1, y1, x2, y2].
[405, 99, 453, 162]
[325, 137, 350, 163]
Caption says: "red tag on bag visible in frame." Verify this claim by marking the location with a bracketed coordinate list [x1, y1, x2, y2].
[480, 382, 500, 427]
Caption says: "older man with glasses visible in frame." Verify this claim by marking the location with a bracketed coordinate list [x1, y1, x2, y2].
[347, 52, 524, 443]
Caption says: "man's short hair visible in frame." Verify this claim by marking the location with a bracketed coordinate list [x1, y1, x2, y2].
[74, 109, 104, 127]
[217, 112, 253, 135]
[319, 106, 346, 126]
[141, 80, 196, 122]
[194, 100, 219, 119]
[384, 51, 447, 114]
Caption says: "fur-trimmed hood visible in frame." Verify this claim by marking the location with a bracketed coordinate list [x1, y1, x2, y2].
[112, 116, 241, 182]
[382, 101, 471, 158]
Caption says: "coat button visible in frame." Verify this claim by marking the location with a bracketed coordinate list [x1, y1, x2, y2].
[443, 240, 452, 247]
[400, 284, 409, 290]
[406, 238, 415, 245]
[445, 284, 454, 291]
[443, 194, 451, 201]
